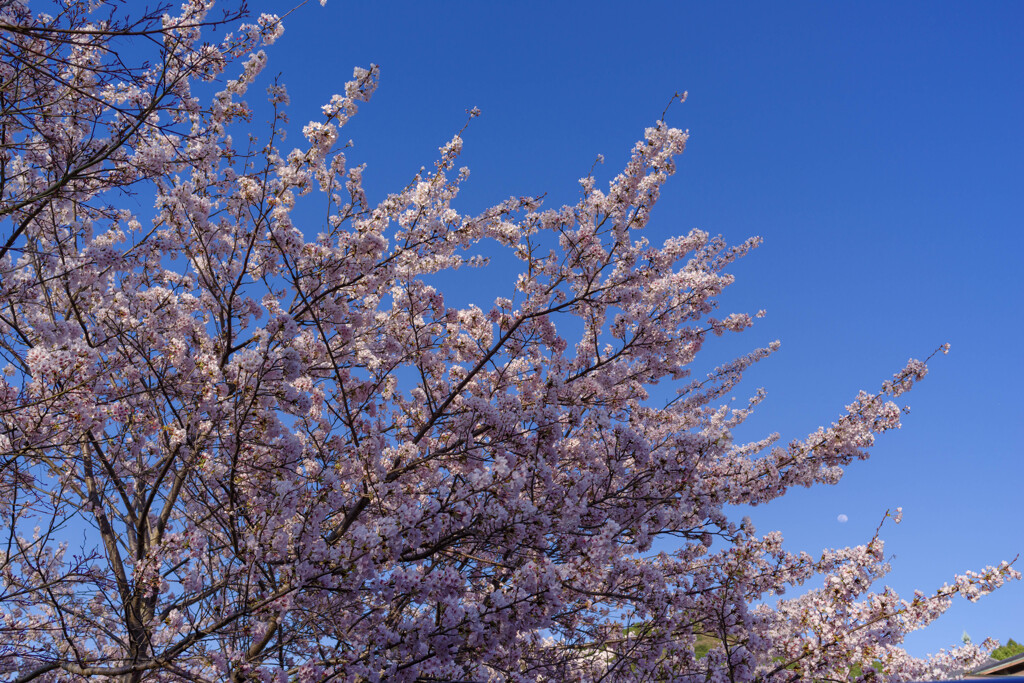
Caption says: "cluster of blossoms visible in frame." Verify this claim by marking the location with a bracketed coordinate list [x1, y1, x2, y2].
[0, 2, 1016, 682]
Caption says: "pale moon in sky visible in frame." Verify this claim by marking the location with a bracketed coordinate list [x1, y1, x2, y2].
[837, 514, 849, 523]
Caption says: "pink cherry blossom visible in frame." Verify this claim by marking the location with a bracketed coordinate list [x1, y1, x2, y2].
[0, 3, 1015, 682]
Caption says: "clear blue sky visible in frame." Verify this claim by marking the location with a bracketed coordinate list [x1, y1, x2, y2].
[243, 0, 1023, 657]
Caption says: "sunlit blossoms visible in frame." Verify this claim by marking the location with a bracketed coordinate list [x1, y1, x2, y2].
[0, 2, 1016, 682]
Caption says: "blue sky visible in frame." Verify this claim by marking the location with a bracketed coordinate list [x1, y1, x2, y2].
[242, 0, 1023, 657]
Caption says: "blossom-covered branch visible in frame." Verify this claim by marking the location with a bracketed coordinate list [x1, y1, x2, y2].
[0, 3, 1015, 682]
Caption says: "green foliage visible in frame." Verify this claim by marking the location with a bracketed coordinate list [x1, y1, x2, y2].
[622, 627, 721, 659]
[849, 660, 884, 679]
[992, 638, 1024, 661]
[694, 634, 719, 659]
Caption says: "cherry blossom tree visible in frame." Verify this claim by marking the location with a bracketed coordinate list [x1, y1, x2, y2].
[0, 2, 1016, 681]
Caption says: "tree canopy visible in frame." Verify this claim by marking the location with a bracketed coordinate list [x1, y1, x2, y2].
[991, 639, 1024, 661]
[0, 2, 1017, 681]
